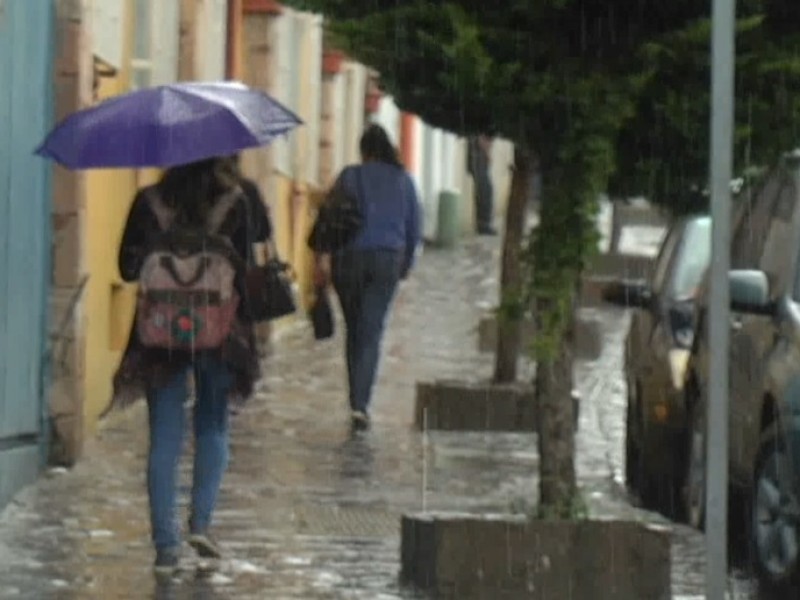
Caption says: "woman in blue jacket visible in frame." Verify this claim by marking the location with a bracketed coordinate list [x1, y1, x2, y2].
[315, 124, 421, 430]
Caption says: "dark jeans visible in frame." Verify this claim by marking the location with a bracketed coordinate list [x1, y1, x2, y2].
[474, 171, 494, 232]
[332, 249, 402, 414]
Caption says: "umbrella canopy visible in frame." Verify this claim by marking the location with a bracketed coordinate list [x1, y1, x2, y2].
[36, 81, 302, 169]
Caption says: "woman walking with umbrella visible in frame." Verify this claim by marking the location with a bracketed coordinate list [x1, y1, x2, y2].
[113, 157, 259, 573]
[36, 81, 301, 574]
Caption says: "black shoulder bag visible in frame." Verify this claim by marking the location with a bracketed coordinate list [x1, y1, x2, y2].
[242, 194, 297, 322]
[307, 168, 365, 253]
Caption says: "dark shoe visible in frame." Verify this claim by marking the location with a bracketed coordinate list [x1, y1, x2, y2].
[477, 227, 498, 236]
[154, 546, 181, 575]
[188, 532, 223, 559]
[351, 410, 370, 431]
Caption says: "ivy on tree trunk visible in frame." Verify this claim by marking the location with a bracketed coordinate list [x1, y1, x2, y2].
[535, 309, 577, 516]
[527, 147, 606, 516]
[493, 146, 534, 384]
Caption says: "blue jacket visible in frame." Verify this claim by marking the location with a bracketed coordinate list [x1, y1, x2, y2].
[335, 162, 422, 274]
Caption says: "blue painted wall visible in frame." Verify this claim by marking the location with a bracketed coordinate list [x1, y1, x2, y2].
[0, 0, 55, 509]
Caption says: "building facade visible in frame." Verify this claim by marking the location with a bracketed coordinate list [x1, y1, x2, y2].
[39, 0, 513, 476]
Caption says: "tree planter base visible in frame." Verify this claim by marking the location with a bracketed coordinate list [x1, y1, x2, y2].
[401, 512, 671, 600]
[415, 380, 537, 432]
[580, 276, 614, 307]
[477, 314, 602, 361]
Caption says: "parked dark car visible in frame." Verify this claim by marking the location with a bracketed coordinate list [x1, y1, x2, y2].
[683, 155, 800, 592]
[604, 214, 711, 515]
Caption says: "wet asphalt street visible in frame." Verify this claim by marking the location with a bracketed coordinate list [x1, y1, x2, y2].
[0, 235, 765, 598]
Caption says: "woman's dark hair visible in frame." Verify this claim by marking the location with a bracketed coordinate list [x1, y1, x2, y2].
[159, 157, 238, 226]
[360, 124, 402, 168]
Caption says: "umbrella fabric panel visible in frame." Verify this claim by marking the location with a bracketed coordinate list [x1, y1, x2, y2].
[36, 82, 302, 169]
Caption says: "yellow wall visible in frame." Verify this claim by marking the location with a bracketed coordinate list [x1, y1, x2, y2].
[82, 77, 139, 432]
[82, 0, 142, 433]
[269, 174, 317, 316]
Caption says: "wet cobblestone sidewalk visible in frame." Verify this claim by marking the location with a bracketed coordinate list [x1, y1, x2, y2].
[0, 237, 758, 599]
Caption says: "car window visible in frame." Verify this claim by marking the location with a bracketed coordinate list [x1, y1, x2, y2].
[651, 226, 681, 293]
[670, 217, 711, 300]
[759, 175, 798, 295]
[731, 171, 782, 268]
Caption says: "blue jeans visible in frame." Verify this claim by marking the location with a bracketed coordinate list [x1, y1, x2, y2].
[147, 354, 232, 550]
[333, 249, 402, 414]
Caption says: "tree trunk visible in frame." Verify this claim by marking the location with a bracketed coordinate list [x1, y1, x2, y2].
[536, 304, 578, 516]
[493, 147, 534, 383]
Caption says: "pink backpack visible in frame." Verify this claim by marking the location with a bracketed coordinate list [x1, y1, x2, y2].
[136, 189, 241, 351]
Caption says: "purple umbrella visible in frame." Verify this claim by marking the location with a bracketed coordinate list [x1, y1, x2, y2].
[36, 81, 302, 169]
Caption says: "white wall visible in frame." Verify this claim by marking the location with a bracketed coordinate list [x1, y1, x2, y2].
[89, 0, 125, 69]
[270, 10, 297, 176]
[342, 62, 367, 165]
[151, 1, 180, 85]
[331, 73, 347, 175]
[490, 138, 514, 219]
[442, 132, 459, 193]
[299, 14, 323, 186]
[196, 0, 228, 81]
[372, 95, 401, 147]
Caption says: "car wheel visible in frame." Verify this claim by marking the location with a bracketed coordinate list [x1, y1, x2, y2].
[684, 398, 706, 529]
[751, 426, 800, 593]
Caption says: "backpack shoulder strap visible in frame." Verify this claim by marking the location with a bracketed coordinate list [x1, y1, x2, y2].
[206, 186, 242, 234]
[145, 187, 175, 232]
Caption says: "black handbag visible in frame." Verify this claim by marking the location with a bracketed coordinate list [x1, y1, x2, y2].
[308, 168, 365, 253]
[245, 248, 297, 322]
[310, 286, 334, 340]
[242, 192, 297, 322]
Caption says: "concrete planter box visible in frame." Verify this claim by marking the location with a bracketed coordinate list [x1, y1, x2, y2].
[586, 252, 655, 280]
[477, 314, 602, 361]
[415, 380, 537, 432]
[580, 253, 656, 308]
[580, 276, 615, 307]
[401, 512, 671, 600]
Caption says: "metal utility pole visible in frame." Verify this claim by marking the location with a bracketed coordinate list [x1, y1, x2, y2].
[706, 0, 736, 597]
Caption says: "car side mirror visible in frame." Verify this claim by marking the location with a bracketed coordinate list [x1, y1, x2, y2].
[729, 269, 774, 315]
[602, 279, 652, 309]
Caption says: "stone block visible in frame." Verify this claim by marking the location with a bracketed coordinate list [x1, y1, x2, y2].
[415, 380, 536, 432]
[52, 166, 86, 212]
[586, 252, 655, 280]
[54, 74, 81, 121]
[579, 276, 614, 308]
[48, 413, 84, 467]
[49, 285, 85, 332]
[401, 512, 672, 600]
[55, 20, 86, 76]
[47, 326, 86, 383]
[55, 0, 85, 22]
[49, 376, 82, 418]
[52, 210, 86, 288]
[477, 314, 602, 361]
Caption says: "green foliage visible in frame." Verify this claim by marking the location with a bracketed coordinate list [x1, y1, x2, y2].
[282, 0, 648, 362]
[536, 488, 589, 521]
[609, 6, 800, 212]
[495, 285, 527, 324]
[509, 487, 589, 521]
[284, 0, 800, 515]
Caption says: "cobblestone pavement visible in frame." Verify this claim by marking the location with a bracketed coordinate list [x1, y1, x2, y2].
[0, 237, 762, 599]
